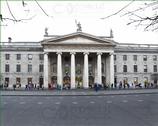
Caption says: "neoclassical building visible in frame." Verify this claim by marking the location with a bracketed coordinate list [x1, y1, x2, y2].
[1, 29, 158, 89]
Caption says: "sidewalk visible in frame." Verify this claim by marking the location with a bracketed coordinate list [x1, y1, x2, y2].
[1, 88, 158, 96]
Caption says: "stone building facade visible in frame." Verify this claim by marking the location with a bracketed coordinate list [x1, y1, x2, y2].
[1, 31, 158, 88]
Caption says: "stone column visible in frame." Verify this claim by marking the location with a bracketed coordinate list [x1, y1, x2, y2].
[70, 52, 76, 89]
[57, 52, 63, 89]
[97, 52, 102, 84]
[83, 52, 89, 88]
[110, 52, 114, 85]
[44, 52, 48, 88]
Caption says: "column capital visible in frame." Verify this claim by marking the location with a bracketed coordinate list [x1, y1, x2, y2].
[43, 52, 48, 55]
[83, 52, 89, 55]
[56, 52, 62, 55]
[97, 52, 102, 55]
[70, 52, 76, 55]
[109, 52, 114, 56]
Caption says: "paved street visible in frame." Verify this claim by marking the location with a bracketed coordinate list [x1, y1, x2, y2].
[1, 93, 158, 126]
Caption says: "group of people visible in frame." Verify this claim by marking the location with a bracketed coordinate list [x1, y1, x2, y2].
[25, 82, 44, 90]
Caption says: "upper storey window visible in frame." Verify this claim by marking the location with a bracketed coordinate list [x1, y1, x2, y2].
[133, 55, 137, 61]
[39, 54, 44, 60]
[5, 54, 10, 60]
[153, 55, 157, 61]
[17, 54, 21, 60]
[123, 55, 127, 61]
[143, 55, 147, 61]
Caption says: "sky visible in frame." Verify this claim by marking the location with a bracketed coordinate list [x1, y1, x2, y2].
[1, 1, 158, 44]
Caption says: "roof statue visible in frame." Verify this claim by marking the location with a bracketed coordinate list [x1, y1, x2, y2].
[45, 27, 48, 36]
[75, 20, 82, 32]
[110, 29, 114, 38]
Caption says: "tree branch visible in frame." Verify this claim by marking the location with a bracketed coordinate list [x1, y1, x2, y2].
[100, 0, 135, 20]
[34, 0, 49, 17]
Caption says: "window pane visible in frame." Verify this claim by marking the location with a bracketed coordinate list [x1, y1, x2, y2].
[5, 54, 10, 60]
[17, 54, 21, 60]
[133, 55, 137, 61]
[154, 65, 157, 72]
[134, 65, 137, 72]
[39, 54, 44, 60]
[39, 64, 43, 72]
[16, 64, 21, 72]
[123, 65, 127, 72]
[143, 55, 147, 61]
[5, 64, 9, 72]
[153, 55, 157, 61]
[28, 64, 32, 72]
[144, 65, 147, 72]
[123, 55, 127, 61]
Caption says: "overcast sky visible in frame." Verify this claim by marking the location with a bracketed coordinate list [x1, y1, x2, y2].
[1, 1, 158, 44]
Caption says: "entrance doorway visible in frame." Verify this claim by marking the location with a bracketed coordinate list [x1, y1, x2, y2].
[89, 76, 94, 88]
[63, 76, 70, 89]
[76, 76, 83, 88]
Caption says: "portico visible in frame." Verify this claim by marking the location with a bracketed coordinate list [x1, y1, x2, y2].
[41, 32, 116, 89]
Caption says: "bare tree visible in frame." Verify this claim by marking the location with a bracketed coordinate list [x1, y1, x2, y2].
[0, 0, 52, 25]
[101, 1, 158, 31]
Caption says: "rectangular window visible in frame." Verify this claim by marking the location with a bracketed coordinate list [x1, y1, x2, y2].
[153, 55, 157, 61]
[143, 55, 147, 61]
[114, 55, 116, 61]
[39, 64, 44, 72]
[153, 65, 157, 72]
[16, 77, 21, 84]
[123, 65, 127, 72]
[5, 54, 10, 60]
[123, 55, 127, 61]
[5, 64, 9, 72]
[28, 64, 32, 72]
[28, 54, 33, 60]
[16, 64, 21, 72]
[133, 55, 137, 61]
[134, 77, 138, 84]
[5, 77, 9, 85]
[144, 65, 147, 72]
[27, 78, 32, 84]
[17, 54, 21, 60]
[39, 54, 44, 60]
[134, 65, 137, 72]
[114, 65, 117, 72]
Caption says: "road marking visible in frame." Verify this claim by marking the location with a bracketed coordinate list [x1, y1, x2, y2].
[137, 99, 143, 102]
[72, 102, 78, 104]
[90, 101, 95, 104]
[20, 102, 26, 104]
[37, 102, 43, 105]
[122, 100, 128, 103]
[55, 102, 61, 105]
[107, 101, 112, 104]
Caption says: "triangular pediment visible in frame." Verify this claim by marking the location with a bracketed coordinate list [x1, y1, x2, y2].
[41, 32, 117, 46]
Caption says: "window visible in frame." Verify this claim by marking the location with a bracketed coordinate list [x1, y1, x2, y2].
[89, 64, 93, 75]
[17, 54, 21, 60]
[153, 65, 157, 72]
[39, 54, 44, 60]
[5, 64, 9, 72]
[114, 65, 117, 72]
[28, 64, 32, 72]
[134, 65, 137, 72]
[5, 77, 9, 85]
[143, 55, 147, 61]
[123, 55, 127, 61]
[53, 63, 57, 73]
[153, 55, 157, 61]
[28, 54, 33, 60]
[5, 54, 10, 60]
[27, 78, 32, 84]
[16, 78, 21, 84]
[134, 77, 138, 84]
[16, 64, 21, 72]
[114, 55, 116, 60]
[123, 65, 127, 72]
[39, 64, 44, 72]
[133, 55, 137, 61]
[144, 65, 147, 72]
